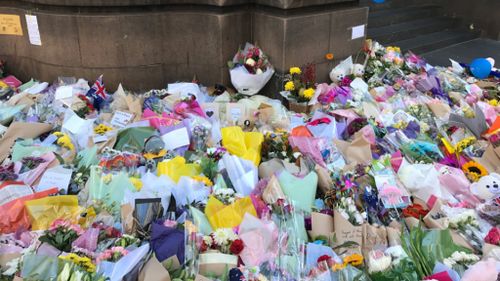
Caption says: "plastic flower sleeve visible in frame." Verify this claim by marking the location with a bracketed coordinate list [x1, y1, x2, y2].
[25, 195, 81, 230]
[204, 196, 257, 229]
[20, 254, 59, 280]
[238, 213, 279, 266]
[221, 154, 257, 196]
[88, 166, 136, 212]
[221, 126, 264, 166]
[278, 170, 318, 213]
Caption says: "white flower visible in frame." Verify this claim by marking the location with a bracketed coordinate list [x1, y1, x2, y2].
[368, 252, 392, 273]
[443, 258, 456, 268]
[339, 209, 349, 220]
[256, 68, 263, 75]
[354, 213, 364, 225]
[213, 228, 237, 245]
[246, 58, 256, 67]
[348, 204, 357, 213]
[203, 235, 213, 247]
[3, 258, 20, 275]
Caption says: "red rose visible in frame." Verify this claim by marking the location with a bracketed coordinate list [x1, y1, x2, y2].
[485, 227, 500, 245]
[200, 240, 208, 252]
[230, 239, 244, 255]
[317, 255, 332, 264]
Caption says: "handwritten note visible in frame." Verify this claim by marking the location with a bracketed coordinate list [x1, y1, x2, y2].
[25, 15, 41, 45]
[0, 14, 22, 36]
[110, 111, 134, 128]
[36, 166, 73, 193]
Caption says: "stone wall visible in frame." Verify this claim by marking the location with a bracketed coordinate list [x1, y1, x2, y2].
[0, 0, 368, 94]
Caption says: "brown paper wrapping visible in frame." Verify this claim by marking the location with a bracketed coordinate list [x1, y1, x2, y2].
[423, 199, 448, 229]
[387, 226, 401, 246]
[88, 133, 118, 154]
[333, 210, 362, 255]
[262, 175, 285, 204]
[0, 122, 53, 162]
[121, 203, 135, 235]
[315, 164, 333, 194]
[473, 143, 500, 173]
[195, 275, 213, 281]
[139, 255, 171, 281]
[0, 252, 21, 268]
[288, 101, 311, 114]
[333, 135, 372, 165]
[258, 158, 299, 179]
[450, 231, 473, 250]
[111, 86, 144, 122]
[6, 92, 34, 108]
[427, 102, 451, 119]
[404, 217, 421, 229]
[482, 243, 500, 260]
[362, 223, 388, 257]
[308, 212, 334, 242]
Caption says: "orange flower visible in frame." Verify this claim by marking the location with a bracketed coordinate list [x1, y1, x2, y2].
[325, 53, 334, 61]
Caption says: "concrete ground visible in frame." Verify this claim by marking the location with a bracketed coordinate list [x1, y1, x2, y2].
[422, 38, 500, 67]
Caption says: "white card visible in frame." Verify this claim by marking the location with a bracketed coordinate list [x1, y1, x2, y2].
[230, 107, 242, 122]
[161, 127, 190, 150]
[37, 166, 73, 193]
[93, 134, 109, 143]
[110, 111, 134, 128]
[55, 85, 73, 100]
[25, 82, 48, 94]
[25, 15, 42, 46]
[351, 24, 365, 40]
[62, 114, 87, 135]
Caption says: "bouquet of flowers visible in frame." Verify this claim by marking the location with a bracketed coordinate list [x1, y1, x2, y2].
[39, 219, 84, 252]
[282, 64, 316, 104]
[228, 43, 274, 95]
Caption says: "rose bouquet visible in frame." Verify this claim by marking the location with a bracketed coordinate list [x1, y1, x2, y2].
[39, 219, 84, 252]
[228, 43, 274, 96]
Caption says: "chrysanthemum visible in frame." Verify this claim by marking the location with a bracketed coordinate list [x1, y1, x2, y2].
[289, 67, 301, 75]
[284, 81, 295, 91]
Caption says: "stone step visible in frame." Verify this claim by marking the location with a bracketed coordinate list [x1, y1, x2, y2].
[368, 5, 443, 28]
[390, 29, 481, 54]
[368, 17, 457, 44]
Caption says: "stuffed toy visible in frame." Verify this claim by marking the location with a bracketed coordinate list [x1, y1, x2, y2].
[353, 64, 365, 77]
[470, 173, 500, 201]
[329, 67, 348, 83]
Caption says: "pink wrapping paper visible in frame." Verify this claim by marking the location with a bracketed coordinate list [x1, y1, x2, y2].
[434, 163, 481, 206]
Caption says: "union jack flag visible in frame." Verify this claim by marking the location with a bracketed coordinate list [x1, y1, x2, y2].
[86, 75, 107, 110]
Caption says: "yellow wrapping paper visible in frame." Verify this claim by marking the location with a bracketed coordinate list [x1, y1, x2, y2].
[157, 156, 201, 182]
[204, 196, 257, 229]
[221, 126, 263, 166]
[25, 195, 81, 230]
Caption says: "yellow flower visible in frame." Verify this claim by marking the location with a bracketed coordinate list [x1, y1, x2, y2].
[102, 174, 113, 184]
[343, 253, 364, 266]
[284, 81, 295, 91]
[129, 177, 143, 191]
[488, 99, 498, 106]
[386, 47, 394, 52]
[289, 67, 302, 75]
[332, 263, 346, 272]
[52, 132, 75, 151]
[462, 161, 488, 182]
[301, 88, 315, 100]
[394, 47, 401, 53]
[455, 137, 476, 153]
[192, 175, 213, 187]
[94, 124, 113, 135]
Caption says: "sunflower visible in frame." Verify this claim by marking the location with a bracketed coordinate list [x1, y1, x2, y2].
[462, 161, 488, 182]
[192, 175, 213, 187]
[332, 262, 346, 272]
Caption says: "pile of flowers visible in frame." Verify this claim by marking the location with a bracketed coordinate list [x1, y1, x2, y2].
[0, 38, 499, 281]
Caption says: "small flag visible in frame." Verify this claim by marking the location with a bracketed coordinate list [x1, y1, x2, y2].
[86, 75, 107, 110]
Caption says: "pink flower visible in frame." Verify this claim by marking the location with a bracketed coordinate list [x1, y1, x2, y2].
[163, 220, 178, 228]
[485, 227, 500, 245]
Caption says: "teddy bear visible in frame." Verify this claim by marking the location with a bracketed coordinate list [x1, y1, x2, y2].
[470, 173, 500, 201]
[329, 67, 348, 83]
[353, 64, 365, 77]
